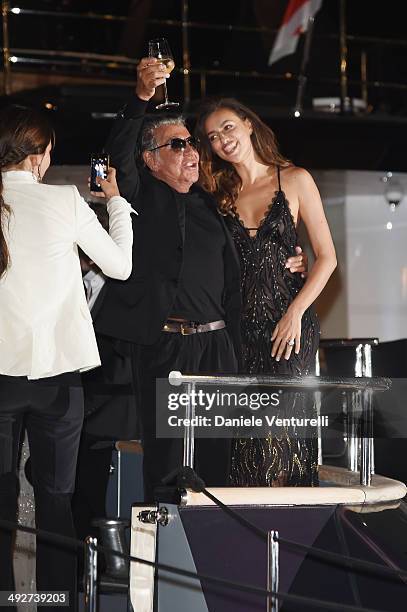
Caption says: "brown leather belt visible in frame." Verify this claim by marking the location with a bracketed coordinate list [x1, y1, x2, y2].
[162, 319, 225, 335]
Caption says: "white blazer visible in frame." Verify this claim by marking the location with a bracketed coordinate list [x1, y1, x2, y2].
[0, 170, 134, 379]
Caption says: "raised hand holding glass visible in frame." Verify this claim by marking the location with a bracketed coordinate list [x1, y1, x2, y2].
[148, 38, 179, 110]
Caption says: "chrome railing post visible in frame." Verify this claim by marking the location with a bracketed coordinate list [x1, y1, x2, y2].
[267, 530, 279, 612]
[349, 343, 364, 474]
[85, 536, 98, 612]
[360, 388, 373, 486]
[314, 349, 323, 466]
[347, 389, 360, 472]
[363, 343, 375, 475]
[183, 382, 196, 468]
[117, 448, 121, 518]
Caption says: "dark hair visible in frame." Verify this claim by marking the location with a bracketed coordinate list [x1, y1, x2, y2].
[0, 105, 55, 277]
[195, 98, 291, 214]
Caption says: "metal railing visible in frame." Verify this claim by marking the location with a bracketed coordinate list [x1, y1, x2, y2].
[1, 515, 401, 612]
[2, 0, 407, 109]
[168, 371, 391, 487]
[318, 338, 378, 471]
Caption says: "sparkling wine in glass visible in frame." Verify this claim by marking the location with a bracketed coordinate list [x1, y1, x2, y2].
[148, 38, 179, 110]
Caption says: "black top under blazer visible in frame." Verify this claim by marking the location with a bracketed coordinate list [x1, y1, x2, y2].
[95, 96, 242, 361]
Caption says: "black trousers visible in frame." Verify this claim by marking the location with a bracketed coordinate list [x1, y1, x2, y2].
[134, 328, 238, 501]
[0, 372, 83, 612]
[71, 432, 113, 579]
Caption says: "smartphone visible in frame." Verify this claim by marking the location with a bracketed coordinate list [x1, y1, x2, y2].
[90, 153, 109, 192]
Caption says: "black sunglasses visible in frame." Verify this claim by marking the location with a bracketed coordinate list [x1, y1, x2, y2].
[148, 136, 199, 152]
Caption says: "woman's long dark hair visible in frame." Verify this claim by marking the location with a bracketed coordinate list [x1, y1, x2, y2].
[0, 105, 54, 278]
[195, 98, 291, 214]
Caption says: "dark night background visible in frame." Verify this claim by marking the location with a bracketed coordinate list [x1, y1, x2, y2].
[1, 0, 407, 170]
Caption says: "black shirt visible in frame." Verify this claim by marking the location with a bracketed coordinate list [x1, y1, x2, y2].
[171, 190, 226, 323]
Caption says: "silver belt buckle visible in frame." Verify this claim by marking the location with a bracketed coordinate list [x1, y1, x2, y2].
[181, 322, 196, 335]
[180, 322, 190, 335]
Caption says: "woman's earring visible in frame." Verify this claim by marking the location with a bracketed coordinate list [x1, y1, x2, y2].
[37, 165, 42, 182]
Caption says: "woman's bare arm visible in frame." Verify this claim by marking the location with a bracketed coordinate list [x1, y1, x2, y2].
[271, 167, 337, 360]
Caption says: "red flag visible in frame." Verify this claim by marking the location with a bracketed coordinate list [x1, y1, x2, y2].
[268, 0, 323, 65]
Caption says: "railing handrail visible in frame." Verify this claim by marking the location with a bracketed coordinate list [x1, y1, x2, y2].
[6, 8, 407, 48]
[8, 51, 407, 96]
[6, 7, 129, 22]
[3, 3, 407, 105]
[320, 338, 379, 348]
[9, 47, 139, 64]
[168, 371, 391, 391]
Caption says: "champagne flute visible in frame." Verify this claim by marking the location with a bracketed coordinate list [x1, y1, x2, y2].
[148, 38, 179, 110]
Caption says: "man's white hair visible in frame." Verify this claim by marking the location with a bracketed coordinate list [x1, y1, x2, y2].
[141, 115, 186, 153]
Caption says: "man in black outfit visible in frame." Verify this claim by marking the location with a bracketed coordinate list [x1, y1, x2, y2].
[96, 58, 305, 500]
[93, 57, 240, 500]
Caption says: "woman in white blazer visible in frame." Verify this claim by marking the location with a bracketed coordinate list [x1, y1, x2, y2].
[0, 105, 134, 609]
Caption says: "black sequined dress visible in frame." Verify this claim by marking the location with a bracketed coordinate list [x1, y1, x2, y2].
[226, 167, 320, 486]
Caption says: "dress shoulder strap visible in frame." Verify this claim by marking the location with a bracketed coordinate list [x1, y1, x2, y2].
[277, 165, 282, 191]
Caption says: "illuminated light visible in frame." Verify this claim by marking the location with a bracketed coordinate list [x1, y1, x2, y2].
[183, 68, 189, 75]
[11, 7, 21, 14]
[294, 110, 301, 118]
[44, 102, 55, 110]
[9, 56, 18, 63]
[386, 222, 393, 230]
[285, 72, 292, 79]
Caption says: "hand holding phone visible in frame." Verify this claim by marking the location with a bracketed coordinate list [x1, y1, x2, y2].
[89, 166, 120, 200]
[90, 153, 109, 192]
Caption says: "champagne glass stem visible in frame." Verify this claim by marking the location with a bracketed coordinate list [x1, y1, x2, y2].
[162, 79, 169, 105]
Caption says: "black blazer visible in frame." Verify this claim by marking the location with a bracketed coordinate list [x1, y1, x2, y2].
[95, 97, 242, 360]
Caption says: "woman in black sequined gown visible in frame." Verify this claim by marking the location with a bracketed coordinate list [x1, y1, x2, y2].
[196, 99, 337, 486]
